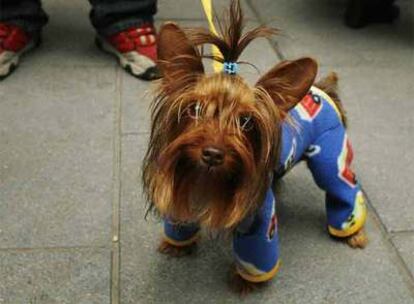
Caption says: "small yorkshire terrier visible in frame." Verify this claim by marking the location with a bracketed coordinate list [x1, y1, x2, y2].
[143, 0, 368, 294]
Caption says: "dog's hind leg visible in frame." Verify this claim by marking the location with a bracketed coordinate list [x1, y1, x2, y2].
[345, 227, 368, 248]
[306, 123, 368, 249]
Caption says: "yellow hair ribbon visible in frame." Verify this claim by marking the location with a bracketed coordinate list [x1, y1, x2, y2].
[201, 0, 223, 72]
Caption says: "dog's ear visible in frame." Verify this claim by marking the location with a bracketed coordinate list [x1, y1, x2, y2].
[157, 22, 204, 83]
[256, 57, 318, 113]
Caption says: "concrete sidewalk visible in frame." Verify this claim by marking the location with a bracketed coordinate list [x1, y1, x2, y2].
[1, 0, 413, 303]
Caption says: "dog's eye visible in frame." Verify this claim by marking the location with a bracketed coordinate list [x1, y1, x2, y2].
[187, 103, 202, 120]
[239, 115, 254, 131]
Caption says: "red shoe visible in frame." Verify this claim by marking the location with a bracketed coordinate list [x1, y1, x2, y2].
[0, 23, 39, 80]
[96, 23, 161, 80]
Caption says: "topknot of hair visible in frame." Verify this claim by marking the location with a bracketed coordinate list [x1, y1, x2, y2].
[186, 0, 279, 65]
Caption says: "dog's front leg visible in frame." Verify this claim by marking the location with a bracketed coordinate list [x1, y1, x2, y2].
[158, 220, 200, 257]
[230, 189, 280, 295]
[158, 239, 198, 257]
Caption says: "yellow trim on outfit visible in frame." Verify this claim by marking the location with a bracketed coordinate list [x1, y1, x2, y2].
[328, 193, 367, 238]
[311, 86, 342, 120]
[236, 260, 281, 283]
[162, 231, 200, 247]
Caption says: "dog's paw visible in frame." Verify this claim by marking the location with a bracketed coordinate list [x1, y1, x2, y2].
[157, 239, 197, 257]
[228, 265, 266, 296]
[345, 228, 368, 249]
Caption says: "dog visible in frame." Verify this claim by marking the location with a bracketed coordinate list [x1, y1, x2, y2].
[143, 0, 368, 294]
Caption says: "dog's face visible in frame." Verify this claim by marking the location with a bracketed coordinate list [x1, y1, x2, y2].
[143, 23, 317, 229]
[149, 72, 280, 229]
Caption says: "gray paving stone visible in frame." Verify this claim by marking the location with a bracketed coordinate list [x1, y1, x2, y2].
[2, 0, 413, 301]
[27, 0, 112, 67]
[157, 0, 255, 21]
[325, 66, 414, 232]
[392, 233, 414, 277]
[249, 0, 414, 67]
[120, 73, 153, 135]
[120, 135, 414, 304]
[121, 20, 279, 134]
[0, 65, 116, 248]
[0, 248, 110, 304]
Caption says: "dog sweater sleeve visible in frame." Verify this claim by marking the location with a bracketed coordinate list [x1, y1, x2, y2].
[163, 220, 200, 247]
[233, 189, 280, 283]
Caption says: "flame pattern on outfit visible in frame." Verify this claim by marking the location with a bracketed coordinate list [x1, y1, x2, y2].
[162, 86, 367, 282]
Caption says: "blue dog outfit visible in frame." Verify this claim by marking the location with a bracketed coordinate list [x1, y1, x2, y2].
[162, 86, 367, 283]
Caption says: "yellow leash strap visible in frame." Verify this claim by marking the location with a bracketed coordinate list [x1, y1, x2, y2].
[201, 0, 223, 72]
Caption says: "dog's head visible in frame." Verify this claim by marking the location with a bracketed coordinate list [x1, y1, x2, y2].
[143, 0, 317, 229]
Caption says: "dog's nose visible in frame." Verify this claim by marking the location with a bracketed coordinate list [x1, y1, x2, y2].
[202, 147, 224, 166]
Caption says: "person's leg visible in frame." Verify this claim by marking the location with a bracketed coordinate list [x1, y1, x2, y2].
[90, 0, 160, 80]
[89, 0, 156, 36]
[0, 0, 48, 34]
[0, 0, 47, 79]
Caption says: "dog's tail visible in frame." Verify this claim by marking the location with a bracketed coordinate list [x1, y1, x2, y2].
[314, 72, 348, 128]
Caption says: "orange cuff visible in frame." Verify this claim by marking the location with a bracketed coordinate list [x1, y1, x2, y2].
[236, 260, 281, 283]
[162, 231, 200, 247]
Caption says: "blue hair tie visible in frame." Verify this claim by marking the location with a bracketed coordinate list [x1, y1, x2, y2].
[223, 62, 239, 75]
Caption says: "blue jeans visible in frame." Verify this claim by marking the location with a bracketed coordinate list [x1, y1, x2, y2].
[0, 0, 157, 35]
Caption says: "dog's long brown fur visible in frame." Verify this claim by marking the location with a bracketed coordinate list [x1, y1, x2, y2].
[143, 0, 367, 294]
[144, 69, 281, 229]
[144, 1, 279, 230]
[143, 1, 319, 231]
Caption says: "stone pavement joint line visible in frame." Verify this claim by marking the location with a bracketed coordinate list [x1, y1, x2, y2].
[122, 132, 149, 137]
[391, 230, 414, 236]
[245, 0, 285, 61]
[111, 67, 123, 304]
[361, 187, 414, 297]
[0, 245, 109, 253]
